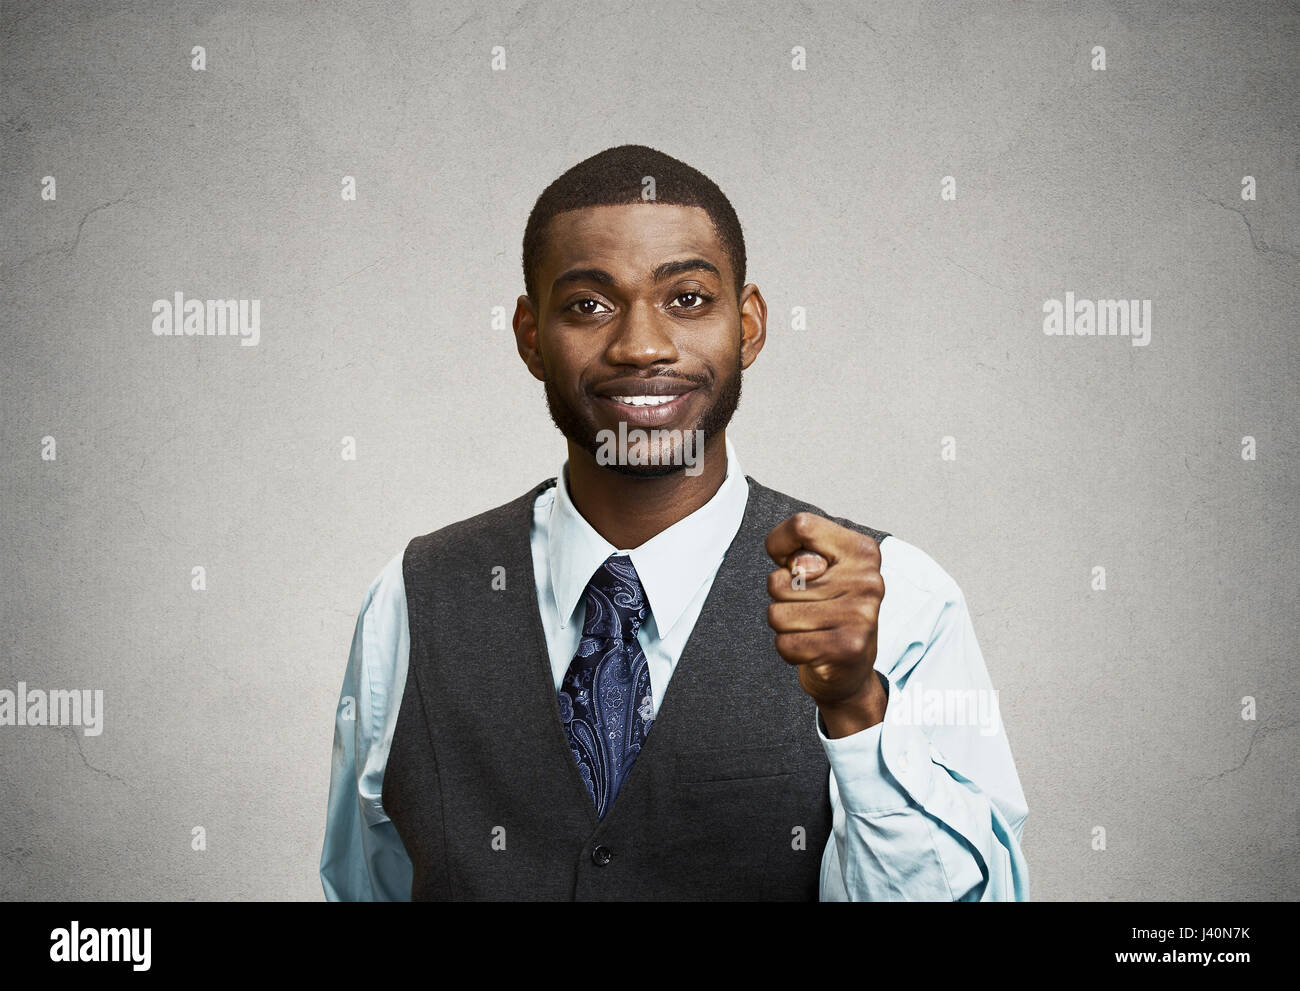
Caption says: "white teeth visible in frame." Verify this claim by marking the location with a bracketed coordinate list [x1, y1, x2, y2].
[611, 395, 676, 407]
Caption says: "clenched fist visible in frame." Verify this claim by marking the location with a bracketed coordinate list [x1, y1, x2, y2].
[765, 512, 888, 739]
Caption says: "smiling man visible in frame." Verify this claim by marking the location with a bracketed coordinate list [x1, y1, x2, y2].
[320, 144, 1030, 901]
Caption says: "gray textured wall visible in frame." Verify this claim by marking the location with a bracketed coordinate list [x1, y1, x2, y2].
[1, 0, 1296, 900]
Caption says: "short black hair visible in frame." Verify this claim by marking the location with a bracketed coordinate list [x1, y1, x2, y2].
[522, 144, 747, 304]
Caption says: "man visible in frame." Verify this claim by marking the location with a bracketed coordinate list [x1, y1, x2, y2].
[320, 144, 1029, 901]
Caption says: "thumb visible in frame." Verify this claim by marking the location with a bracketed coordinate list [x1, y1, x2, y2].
[788, 551, 828, 582]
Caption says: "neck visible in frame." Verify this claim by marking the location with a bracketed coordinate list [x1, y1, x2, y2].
[564, 432, 730, 549]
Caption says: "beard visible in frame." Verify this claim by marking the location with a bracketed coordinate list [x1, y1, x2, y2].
[543, 348, 744, 479]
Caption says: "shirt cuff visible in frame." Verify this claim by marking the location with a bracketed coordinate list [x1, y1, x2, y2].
[816, 671, 940, 813]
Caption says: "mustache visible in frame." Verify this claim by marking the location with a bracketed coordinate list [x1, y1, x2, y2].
[585, 370, 712, 391]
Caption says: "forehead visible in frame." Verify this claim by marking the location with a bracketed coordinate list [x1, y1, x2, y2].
[537, 203, 729, 287]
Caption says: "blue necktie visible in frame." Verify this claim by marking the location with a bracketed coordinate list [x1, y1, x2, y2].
[558, 554, 655, 819]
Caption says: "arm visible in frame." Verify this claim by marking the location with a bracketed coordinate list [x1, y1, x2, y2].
[817, 543, 1029, 901]
[320, 553, 414, 901]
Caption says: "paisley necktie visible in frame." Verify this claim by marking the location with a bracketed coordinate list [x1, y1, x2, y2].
[557, 554, 655, 819]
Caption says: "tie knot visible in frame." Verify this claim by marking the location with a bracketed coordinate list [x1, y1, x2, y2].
[581, 555, 648, 640]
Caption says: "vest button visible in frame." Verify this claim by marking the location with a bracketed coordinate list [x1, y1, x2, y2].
[591, 845, 612, 867]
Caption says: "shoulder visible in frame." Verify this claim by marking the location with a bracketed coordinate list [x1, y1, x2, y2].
[354, 548, 409, 688]
[404, 478, 556, 564]
[361, 547, 408, 625]
[742, 476, 890, 545]
[873, 535, 975, 682]
[878, 535, 964, 606]
[743, 475, 966, 630]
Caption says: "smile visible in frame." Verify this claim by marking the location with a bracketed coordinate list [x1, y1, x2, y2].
[593, 389, 697, 426]
[606, 395, 678, 407]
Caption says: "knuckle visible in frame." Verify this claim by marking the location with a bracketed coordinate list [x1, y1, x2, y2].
[768, 568, 791, 597]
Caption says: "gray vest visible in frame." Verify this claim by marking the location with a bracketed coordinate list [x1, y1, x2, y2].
[382, 475, 889, 900]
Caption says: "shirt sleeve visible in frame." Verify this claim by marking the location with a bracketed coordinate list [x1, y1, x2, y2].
[817, 538, 1030, 901]
[320, 552, 414, 901]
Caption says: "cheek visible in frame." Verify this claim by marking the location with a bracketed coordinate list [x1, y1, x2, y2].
[695, 319, 743, 360]
[698, 342, 741, 377]
[547, 355, 597, 399]
[538, 336, 584, 382]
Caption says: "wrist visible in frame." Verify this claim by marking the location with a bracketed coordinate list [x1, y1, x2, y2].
[818, 672, 887, 739]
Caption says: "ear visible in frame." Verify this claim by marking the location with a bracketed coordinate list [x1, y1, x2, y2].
[738, 284, 767, 370]
[512, 294, 547, 382]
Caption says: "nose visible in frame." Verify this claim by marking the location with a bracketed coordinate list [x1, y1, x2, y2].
[603, 298, 680, 368]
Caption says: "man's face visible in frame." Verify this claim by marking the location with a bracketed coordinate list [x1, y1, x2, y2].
[514, 203, 766, 478]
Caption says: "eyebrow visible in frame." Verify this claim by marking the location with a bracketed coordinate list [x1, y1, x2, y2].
[551, 257, 722, 294]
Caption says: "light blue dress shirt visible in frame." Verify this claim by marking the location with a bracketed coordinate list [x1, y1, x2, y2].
[321, 437, 1030, 901]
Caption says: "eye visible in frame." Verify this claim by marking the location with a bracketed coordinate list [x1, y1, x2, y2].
[671, 290, 713, 309]
[565, 297, 612, 316]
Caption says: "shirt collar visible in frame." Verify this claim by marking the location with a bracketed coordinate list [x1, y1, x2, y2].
[548, 435, 749, 639]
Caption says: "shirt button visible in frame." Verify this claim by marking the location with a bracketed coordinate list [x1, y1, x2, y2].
[897, 751, 910, 773]
[591, 845, 613, 867]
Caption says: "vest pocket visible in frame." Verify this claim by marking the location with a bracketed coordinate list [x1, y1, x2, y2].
[670, 743, 823, 900]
